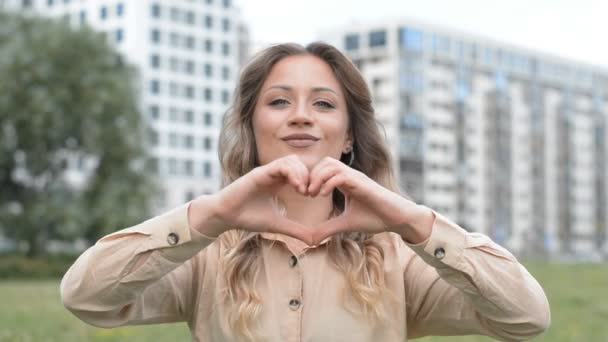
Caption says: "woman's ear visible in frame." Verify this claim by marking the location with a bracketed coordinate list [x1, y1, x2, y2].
[343, 137, 354, 153]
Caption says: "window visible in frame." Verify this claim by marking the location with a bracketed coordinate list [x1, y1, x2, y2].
[222, 42, 230, 56]
[185, 35, 195, 49]
[169, 82, 179, 96]
[149, 105, 160, 119]
[204, 112, 212, 126]
[204, 137, 212, 150]
[203, 161, 212, 178]
[223, 0, 231, 8]
[150, 29, 161, 43]
[150, 80, 160, 94]
[79, 10, 86, 25]
[169, 57, 179, 72]
[205, 39, 213, 52]
[184, 160, 193, 176]
[206, 0, 213, 4]
[151, 3, 161, 18]
[116, 3, 124, 17]
[204, 88, 212, 101]
[369, 30, 386, 48]
[115, 29, 123, 43]
[184, 190, 196, 201]
[150, 54, 160, 68]
[100, 6, 108, 20]
[169, 132, 178, 147]
[170, 32, 179, 47]
[222, 66, 230, 80]
[222, 18, 230, 32]
[185, 60, 194, 74]
[169, 107, 178, 121]
[345, 34, 359, 51]
[168, 158, 177, 175]
[400, 27, 423, 51]
[47, 0, 53, 6]
[204, 15, 213, 28]
[222, 90, 230, 104]
[148, 129, 159, 146]
[184, 85, 194, 99]
[202, 63, 212, 77]
[185, 11, 195, 25]
[184, 135, 194, 149]
[170, 7, 180, 21]
[184, 110, 194, 123]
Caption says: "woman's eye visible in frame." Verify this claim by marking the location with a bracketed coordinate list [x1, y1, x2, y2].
[315, 101, 335, 109]
[269, 99, 289, 106]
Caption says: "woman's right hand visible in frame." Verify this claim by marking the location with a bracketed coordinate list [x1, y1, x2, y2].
[190, 154, 313, 245]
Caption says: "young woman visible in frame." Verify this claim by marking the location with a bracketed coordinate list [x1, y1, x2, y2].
[61, 42, 550, 341]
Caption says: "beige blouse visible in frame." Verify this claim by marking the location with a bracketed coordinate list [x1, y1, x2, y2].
[60, 202, 550, 342]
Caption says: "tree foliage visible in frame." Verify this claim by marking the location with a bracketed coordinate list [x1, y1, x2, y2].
[0, 11, 161, 256]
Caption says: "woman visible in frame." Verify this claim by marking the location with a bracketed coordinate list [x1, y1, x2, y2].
[61, 42, 551, 341]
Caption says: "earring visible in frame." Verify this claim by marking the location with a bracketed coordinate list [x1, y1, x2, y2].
[343, 147, 354, 166]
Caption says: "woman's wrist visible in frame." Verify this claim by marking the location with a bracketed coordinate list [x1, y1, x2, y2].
[393, 204, 435, 244]
[187, 194, 229, 238]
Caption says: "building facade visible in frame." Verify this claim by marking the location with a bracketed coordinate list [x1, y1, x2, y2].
[322, 19, 608, 259]
[3, 0, 246, 213]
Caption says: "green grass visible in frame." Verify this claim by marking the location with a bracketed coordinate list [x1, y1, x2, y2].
[0, 262, 607, 341]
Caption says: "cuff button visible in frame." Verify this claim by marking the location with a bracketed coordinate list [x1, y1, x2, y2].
[434, 247, 445, 259]
[167, 232, 179, 245]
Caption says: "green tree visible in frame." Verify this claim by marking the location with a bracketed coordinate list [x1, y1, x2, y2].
[0, 11, 161, 257]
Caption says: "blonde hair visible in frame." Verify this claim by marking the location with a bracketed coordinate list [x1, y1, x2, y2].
[217, 42, 406, 340]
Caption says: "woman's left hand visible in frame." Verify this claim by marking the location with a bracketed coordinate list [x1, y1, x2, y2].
[307, 157, 435, 246]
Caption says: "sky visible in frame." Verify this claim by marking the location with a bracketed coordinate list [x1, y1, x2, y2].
[234, 0, 608, 69]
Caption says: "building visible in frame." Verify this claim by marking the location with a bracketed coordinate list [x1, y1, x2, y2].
[3, 0, 247, 213]
[321, 19, 608, 259]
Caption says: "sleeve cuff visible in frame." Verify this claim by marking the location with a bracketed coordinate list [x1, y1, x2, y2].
[403, 207, 467, 270]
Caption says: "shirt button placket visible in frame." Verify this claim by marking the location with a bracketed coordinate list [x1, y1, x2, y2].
[286, 253, 303, 341]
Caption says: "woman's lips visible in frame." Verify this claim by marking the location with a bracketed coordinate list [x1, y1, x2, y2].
[283, 139, 317, 148]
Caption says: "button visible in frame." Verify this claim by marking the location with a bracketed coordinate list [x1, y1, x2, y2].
[434, 247, 445, 259]
[289, 255, 298, 267]
[288, 299, 301, 310]
[167, 232, 179, 245]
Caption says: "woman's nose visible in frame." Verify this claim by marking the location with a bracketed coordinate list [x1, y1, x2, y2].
[287, 104, 313, 126]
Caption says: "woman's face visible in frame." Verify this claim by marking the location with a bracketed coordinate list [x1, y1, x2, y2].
[252, 55, 352, 170]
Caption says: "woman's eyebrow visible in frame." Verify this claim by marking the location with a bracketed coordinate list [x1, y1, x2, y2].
[266, 84, 338, 95]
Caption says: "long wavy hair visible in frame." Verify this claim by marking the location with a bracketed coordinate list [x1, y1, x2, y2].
[217, 41, 405, 340]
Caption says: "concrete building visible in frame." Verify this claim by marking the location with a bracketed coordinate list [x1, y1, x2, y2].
[3, 0, 246, 213]
[321, 19, 608, 259]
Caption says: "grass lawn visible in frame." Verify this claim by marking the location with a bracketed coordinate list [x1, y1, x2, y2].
[0, 262, 607, 341]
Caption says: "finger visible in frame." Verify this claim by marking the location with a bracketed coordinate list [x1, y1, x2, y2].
[269, 159, 303, 191]
[312, 215, 351, 245]
[286, 156, 309, 194]
[319, 173, 347, 197]
[308, 164, 340, 197]
[273, 216, 313, 245]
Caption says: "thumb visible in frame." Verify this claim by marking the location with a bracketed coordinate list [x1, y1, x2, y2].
[312, 215, 350, 246]
[272, 216, 314, 246]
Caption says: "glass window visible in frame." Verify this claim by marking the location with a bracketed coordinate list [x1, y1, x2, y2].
[149, 105, 160, 119]
[223, 0, 231, 8]
[148, 129, 159, 146]
[204, 88, 212, 101]
[170, 33, 179, 47]
[204, 112, 212, 126]
[345, 34, 359, 51]
[203, 161, 212, 178]
[400, 27, 423, 51]
[100, 6, 107, 20]
[150, 29, 161, 43]
[150, 80, 160, 94]
[369, 30, 386, 48]
[185, 11, 195, 24]
[47, 0, 53, 6]
[169, 133, 178, 147]
[185, 35, 195, 49]
[222, 42, 230, 56]
[151, 3, 161, 18]
[184, 190, 195, 201]
[222, 18, 230, 32]
[168, 158, 177, 175]
[184, 160, 193, 175]
[169, 107, 178, 121]
[222, 66, 230, 80]
[169, 82, 178, 96]
[222, 90, 230, 104]
[184, 85, 194, 99]
[205, 39, 213, 52]
[170, 7, 179, 21]
[116, 3, 124, 17]
[205, 15, 213, 28]
[169, 57, 179, 71]
[184, 110, 194, 123]
[204, 63, 212, 77]
[206, 0, 213, 4]
[79, 10, 86, 24]
[185, 60, 194, 73]
[204, 137, 212, 150]
[184, 135, 194, 148]
[115, 29, 123, 43]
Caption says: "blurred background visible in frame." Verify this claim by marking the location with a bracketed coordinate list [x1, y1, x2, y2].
[0, 0, 607, 341]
